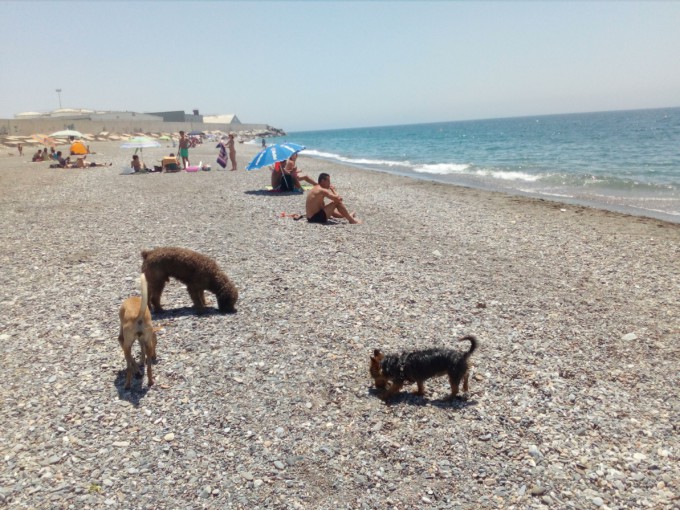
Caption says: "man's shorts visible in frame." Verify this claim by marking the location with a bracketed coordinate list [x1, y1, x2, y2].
[307, 209, 328, 224]
[179, 148, 189, 158]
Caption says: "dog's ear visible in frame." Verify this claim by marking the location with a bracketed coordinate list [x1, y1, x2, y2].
[371, 349, 384, 361]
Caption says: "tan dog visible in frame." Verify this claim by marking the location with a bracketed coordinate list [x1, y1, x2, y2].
[118, 274, 157, 389]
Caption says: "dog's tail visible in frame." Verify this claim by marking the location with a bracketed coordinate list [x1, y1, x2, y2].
[137, 274, 149, 323]
[458, 335, 478, 357]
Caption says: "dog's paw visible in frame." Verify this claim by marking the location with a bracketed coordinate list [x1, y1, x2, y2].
[447, 393, 469, 402]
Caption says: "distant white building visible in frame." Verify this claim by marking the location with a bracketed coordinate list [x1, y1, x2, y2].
[15, 111, 44, 118]
[203, 114, 241, 124]
[14, 109, 161, 121]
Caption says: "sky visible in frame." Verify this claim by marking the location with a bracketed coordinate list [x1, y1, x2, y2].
[1, 1, 679, 132]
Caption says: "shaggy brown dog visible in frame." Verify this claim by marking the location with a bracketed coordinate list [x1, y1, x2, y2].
[118, 274, 157, 389]
[370, 335, 478, 401]
[141, 247, 238, 313]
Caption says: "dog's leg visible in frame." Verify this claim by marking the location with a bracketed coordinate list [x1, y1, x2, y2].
[187, 285, 205, 312]
[462, 368, 470, 393]
[414, 380, 425, 396]
[142, 342, 154, 387]
[123, 342, 138, 389]
[447, 373, 461, 400]
[147, 280, 165, 312]
[382, 381, 403, 401]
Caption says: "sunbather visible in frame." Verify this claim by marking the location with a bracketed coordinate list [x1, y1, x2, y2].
[162, 153, 181, 172]
[131, 154, 147, 172]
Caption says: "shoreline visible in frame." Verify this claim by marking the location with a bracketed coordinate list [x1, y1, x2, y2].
[1, 139, 678, 508]
[287, 150, 680, 226]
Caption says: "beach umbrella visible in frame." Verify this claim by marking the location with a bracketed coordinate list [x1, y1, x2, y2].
[120, 136, 162, 150]
[246, 143, 306, 170]
[70, 140, 88, 155]
[49, 129, 84, 139]
[31, 134, 57, 147]
[120, 136, 161, 164]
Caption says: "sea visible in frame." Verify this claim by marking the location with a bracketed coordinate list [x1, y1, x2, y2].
[268, 107, 680, 223]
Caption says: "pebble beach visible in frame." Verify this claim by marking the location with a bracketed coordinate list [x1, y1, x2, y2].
[0, 140, 678, 509]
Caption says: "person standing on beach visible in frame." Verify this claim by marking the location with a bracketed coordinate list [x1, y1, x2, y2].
[226, 133, 237, 171]
[306, 173, 361, 224]
[178, 131, 190, 169]
[17, 143, 23, 156]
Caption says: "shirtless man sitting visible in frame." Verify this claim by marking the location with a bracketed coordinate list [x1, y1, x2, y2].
[305, 173, 361, 224]
[131, 154, 147, 172]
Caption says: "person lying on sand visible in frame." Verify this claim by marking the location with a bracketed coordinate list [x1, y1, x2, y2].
[73, 156, 111, 168]
[305, 172, 361, 224]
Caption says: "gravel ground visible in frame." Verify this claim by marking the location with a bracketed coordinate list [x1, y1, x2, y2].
[0, 141, 678, 509]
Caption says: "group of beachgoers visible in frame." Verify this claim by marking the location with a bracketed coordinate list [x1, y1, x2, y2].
[129, 131, 201, 173]
[130, 131, 231, 173]
[29, 145, 109, 168]
[130, 133, 361, 224]
[32, 147, 56, 162]
[49, 152, 111, 168]
[269, 153, 361, 224]
[130, 153, 186, 173]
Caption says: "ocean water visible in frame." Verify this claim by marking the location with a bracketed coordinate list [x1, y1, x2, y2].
[270, 107, 680, 222]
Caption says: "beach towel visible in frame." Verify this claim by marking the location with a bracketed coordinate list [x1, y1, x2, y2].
[216, 142, 227, 169]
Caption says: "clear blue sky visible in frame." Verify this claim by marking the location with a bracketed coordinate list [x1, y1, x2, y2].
[2, 1, 679, 132]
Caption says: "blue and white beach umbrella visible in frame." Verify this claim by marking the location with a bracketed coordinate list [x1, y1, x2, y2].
[246, 143, 306, 170]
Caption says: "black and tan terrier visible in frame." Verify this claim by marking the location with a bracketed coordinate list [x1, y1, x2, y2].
[370, 335, 478, 401]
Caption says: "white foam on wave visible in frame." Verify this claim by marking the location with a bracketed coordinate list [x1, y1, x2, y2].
[304, 149, 412, 168]
[303, 148, 543, 183]
[476, 169, 542, 182]
[413, 163, 470, 175]
[303, 149, 338, 159]
[412, 163, 540, 182]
